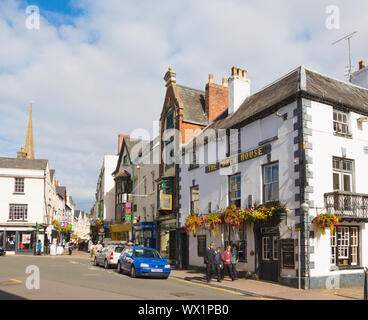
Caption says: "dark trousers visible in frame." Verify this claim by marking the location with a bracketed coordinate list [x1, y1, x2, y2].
[206, 263, 215, 282]
[221, 264, 234, 280]
[231, 263, 238, 279]
[215, 264, 222, 281]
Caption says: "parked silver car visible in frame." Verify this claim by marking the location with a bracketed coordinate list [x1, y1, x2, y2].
[93, 244, 125, 269]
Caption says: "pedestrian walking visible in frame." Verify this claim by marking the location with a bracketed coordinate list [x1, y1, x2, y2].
[221, 245, 235, 281]
[37, 240, 42, 255]
[95, 241, 103, 253]
[68, 240, 73, 255]
[204, 242, 216, 283]
[231, 244, 239, 280]
[214, 247, 223, 282]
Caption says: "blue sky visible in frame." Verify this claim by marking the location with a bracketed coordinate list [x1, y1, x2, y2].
[0, 0, 367, 211]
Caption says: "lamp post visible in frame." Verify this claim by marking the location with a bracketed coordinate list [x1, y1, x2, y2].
[299, 202, 310, 290]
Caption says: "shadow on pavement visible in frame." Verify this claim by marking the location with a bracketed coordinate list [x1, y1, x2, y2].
[0, 289, 28, 300]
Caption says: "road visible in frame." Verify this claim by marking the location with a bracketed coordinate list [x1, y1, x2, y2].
[0, 254, 251, 300]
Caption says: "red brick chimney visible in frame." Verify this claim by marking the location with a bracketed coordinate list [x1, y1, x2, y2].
[205, 74, 229, 123]
[118, 134, 130, 154]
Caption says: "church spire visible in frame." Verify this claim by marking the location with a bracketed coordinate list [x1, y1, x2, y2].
[24, 102, 35, 159]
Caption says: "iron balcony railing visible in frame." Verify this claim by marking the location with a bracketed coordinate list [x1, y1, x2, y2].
[324, 191, 368, 219]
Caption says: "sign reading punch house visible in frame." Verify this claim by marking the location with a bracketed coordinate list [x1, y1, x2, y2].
[205, 144, 271, 173]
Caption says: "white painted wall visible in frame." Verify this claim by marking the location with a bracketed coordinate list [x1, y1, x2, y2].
[103, 154, 118, 221]
[308, 100, 368, 278]
[0, 167, 47, 225]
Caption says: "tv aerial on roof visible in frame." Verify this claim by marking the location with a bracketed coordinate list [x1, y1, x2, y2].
[332, 31, 358, 82]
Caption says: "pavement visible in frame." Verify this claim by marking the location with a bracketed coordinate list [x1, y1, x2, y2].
[170, 269, 365, 300]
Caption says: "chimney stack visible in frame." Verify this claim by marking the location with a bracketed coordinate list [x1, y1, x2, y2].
[205, 74, 229, 123]
[17, 147, 27, 159]
[351, 60, 368, 88]
[228, 66, 250, 115]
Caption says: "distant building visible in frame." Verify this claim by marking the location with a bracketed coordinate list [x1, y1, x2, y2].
[73, 210, 90, 240]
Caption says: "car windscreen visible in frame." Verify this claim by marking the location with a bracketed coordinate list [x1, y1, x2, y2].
[133, 249, 162, 259]
[115, 247, 124, 253]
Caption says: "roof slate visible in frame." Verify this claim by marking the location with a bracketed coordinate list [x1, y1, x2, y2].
[209, 66, 368, 130]
[176, 85, 208, 125]
[0, 157, 48, 170]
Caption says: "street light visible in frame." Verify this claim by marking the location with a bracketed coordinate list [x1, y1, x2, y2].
[300, 202, 309, 213]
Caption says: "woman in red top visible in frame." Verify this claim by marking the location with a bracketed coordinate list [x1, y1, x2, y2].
[221, 245, 235, 281]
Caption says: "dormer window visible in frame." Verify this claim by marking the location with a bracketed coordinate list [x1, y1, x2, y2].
[333, 110, 349, 135]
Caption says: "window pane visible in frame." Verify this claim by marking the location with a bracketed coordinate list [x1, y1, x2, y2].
[333, 172, 340, 190]
[343, 174, 351, 192]
[272, 165, 278, 182]
[272, 182, 279, 201]
[265, 184, 272, 202]
[264, 166, 272, 183]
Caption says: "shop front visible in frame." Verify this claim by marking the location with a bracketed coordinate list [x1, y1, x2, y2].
[133, 222, 158, 249]
[110, 222, 132, 241]
[0, 226, 43, 255]
[157, 217, 177, 264]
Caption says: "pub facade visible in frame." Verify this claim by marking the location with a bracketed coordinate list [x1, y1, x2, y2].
[179, 66, 368, 289]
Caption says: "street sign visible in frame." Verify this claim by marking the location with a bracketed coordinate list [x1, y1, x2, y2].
[295, 228, 301, 232]
[99, 227, 105, 233]
[125, 214, 132, 221]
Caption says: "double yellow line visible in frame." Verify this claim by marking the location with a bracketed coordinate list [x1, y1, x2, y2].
[0, 278, 23, 285]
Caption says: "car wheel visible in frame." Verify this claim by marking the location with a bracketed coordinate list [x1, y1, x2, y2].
[93, 257, 98, 266]
[104, 260, 109, 269]
[130, 265, 136, 278]
[117, 262, 121, 274]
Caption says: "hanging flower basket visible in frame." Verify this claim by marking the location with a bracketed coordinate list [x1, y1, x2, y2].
[222, 205, 242, 226]
[204, 213, 222, 237]
[185, 204, 288, 235]
[312, 213, 341, 235]
[184, 213, 204, 235]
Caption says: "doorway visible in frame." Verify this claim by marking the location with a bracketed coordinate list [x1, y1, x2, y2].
[257, 227, 280, 282]
[6, 231, 16, 251]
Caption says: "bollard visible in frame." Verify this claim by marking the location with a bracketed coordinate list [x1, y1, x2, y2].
[364, 267, 368, 300]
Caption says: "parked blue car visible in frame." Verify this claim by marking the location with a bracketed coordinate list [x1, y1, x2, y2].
[116, 246, 171, 279]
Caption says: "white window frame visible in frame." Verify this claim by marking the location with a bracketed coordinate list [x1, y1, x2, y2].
[333, 110, 349, 135]
[263, 163, 279, 203]
[190, 186, 199, 215]
[332, 157, 354, 192]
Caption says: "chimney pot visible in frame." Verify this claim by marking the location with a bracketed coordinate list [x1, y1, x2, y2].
[231, 66, 237, 76]
[242, 70, 247, 79]
[359, 60, 365, 70]
[222, 77, 228, 87]
[208, 73, 214, 83]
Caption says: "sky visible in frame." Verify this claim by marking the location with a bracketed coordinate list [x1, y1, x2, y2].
[0, 0, 367, 211]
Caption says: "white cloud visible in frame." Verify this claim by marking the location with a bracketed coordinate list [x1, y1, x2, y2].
[0, 0, 367, 210]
